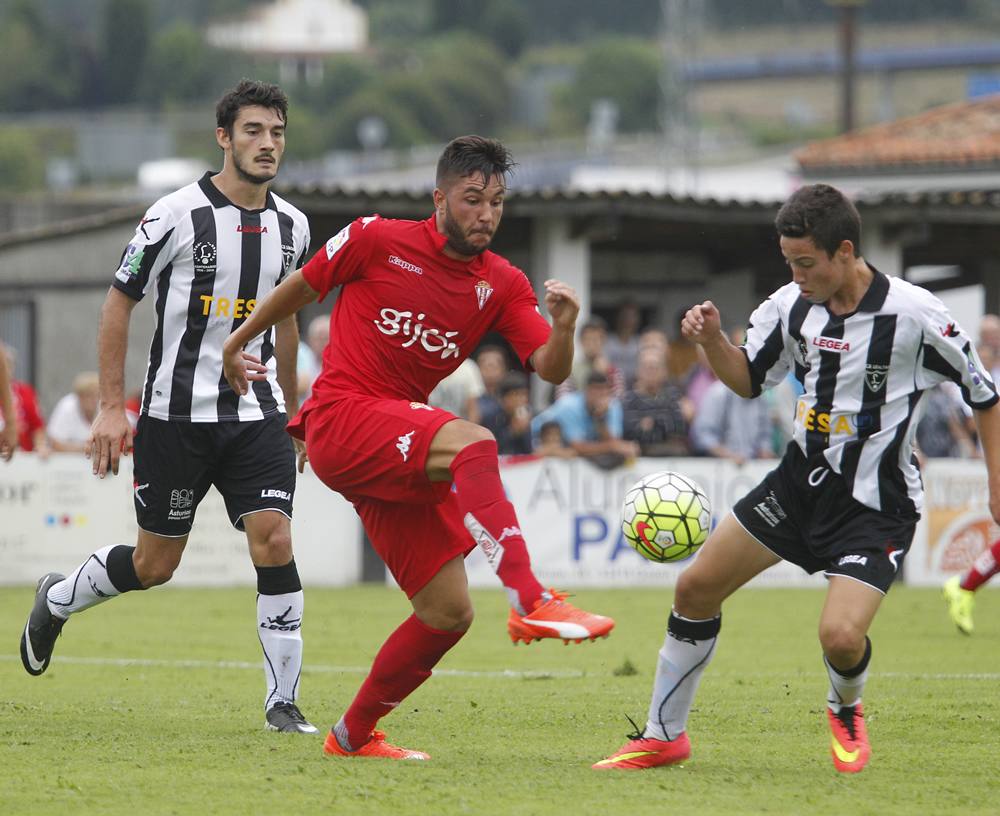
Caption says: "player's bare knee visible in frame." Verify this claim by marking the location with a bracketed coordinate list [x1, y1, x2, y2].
[256, 528, 294, 564]
[673, 569, 724, 618]
[819, 621, 865, 663]
[133, 552, 178, 587]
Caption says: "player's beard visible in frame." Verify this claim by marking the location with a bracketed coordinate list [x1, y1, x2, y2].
[442, 208, 493, 257]
[232, 148, 278, 186]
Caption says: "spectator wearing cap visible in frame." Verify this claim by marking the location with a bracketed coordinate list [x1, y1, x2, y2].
[531, 371, 638, 462]
[482, 371, 533, 455]
[48, 372, 100, 453]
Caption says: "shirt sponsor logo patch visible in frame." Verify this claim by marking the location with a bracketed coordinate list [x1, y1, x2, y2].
[325, 225, 350, 260]
[373, 307, 460, 359]
[115, 243, 144, 283]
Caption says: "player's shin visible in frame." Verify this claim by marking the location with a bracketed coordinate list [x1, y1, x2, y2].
[256, 560, 304, 709]
[645, 610, 721, 741]
[46, 544, 145, 618]
[824, 636, 871, 711]
[335, 614, 464, 751]
[451, 438, 544, 614]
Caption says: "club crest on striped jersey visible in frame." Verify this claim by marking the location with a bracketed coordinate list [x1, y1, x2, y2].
[193, 241, 216, 271]
[865, 363, 889, 391]
[475, 280, 494, 310]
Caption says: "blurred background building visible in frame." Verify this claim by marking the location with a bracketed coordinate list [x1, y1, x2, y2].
[3, 0, 1000, 416]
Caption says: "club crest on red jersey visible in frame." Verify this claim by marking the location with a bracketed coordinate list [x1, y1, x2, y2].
[475, 280, 493, 310]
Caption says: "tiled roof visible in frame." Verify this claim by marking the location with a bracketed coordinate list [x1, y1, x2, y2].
[795, 95, 1000, 171]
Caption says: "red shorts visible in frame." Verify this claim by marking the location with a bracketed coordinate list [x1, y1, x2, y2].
[289, 396, 474, 597]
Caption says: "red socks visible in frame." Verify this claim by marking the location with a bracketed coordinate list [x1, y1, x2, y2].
[450, 439, 545, 614]
[341, 614, 463, 749]
[961, 538, 1000, 591]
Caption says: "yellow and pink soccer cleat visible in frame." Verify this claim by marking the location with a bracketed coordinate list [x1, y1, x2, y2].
[827, 703, 871, 773]
[507, 589, 614, 644]
[592, 732, 691, 770]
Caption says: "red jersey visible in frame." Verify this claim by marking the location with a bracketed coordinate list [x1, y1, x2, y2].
[8, 381, 44, 452]
[299, 214, 552, 406]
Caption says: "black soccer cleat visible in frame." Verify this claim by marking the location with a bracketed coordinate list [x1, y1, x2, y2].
[20, 572, 67, 676]
[265, 702, 319, 734]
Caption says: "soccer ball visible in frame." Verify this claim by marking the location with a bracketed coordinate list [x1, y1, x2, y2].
[621, 471, 711, 563]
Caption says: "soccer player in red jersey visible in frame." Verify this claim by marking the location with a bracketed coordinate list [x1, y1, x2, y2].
[222, 135, 614, 760]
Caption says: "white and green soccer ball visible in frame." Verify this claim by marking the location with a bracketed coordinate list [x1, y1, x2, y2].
[621, 471, 712, 563]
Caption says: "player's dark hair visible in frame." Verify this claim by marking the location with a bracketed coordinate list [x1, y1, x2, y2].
[774, 183, 861, 258]
[436, 135, 515, 189]
[216, 79, 289, 138]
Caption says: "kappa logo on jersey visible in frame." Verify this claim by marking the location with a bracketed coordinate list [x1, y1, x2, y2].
[497, 526, 522, 542]
[361, 215, 378, 229]
[396, 430, 415, 462]
[475, 280, 494, 310]
[115, 243, 144, 284]
[388, 254, 424, 275]
[812, 336, 851, 352]
[865, 363, 890, 392]
[940, 323, 960, 338]
[409, 402, 434, 411]
[193, 241, 217, 271]
[373, 307, 461, 359]
[168, 488, 194, 520]
[325, 225, 350, 260]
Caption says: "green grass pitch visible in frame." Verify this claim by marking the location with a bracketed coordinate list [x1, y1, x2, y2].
[1, 585, 997, 815]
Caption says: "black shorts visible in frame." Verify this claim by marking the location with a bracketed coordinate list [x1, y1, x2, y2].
[732, 444, 916, 594]
[132, 414, 295, 536]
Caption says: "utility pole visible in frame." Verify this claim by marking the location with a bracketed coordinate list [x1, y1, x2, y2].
[660, 0, 702, 194]
[827, 0, 866, 134]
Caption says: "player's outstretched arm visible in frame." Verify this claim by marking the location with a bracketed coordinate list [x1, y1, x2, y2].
[682, 301, 753, 398]
[530, 279, 579, 383]
[0, 345, 17, 461]
[88, 287, 139, 478]
[973, 402, 1000, 524]
[223, 269, 319, 396]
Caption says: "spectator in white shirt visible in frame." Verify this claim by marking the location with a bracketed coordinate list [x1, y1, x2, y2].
[48, 372, 100, 453]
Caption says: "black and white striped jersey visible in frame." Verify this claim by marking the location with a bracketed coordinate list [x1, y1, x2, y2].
[743, 268, 998, 517]
[113, 172, 310, 422]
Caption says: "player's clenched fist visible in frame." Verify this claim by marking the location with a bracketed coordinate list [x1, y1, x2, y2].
[543, 279, 580, 330]
[682, 301, 723, 345]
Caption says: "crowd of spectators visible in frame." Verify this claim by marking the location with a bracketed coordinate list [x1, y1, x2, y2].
[5, 306, 999, 466]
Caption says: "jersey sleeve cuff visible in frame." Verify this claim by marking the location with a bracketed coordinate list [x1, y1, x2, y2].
[111, 279, 143, 301]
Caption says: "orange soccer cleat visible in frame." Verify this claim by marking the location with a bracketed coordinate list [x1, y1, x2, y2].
[827, 703, 871, 773]
[323, 730, 430, 761]
[507, 589, 615, 644]
[592, 732, 691, 771]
